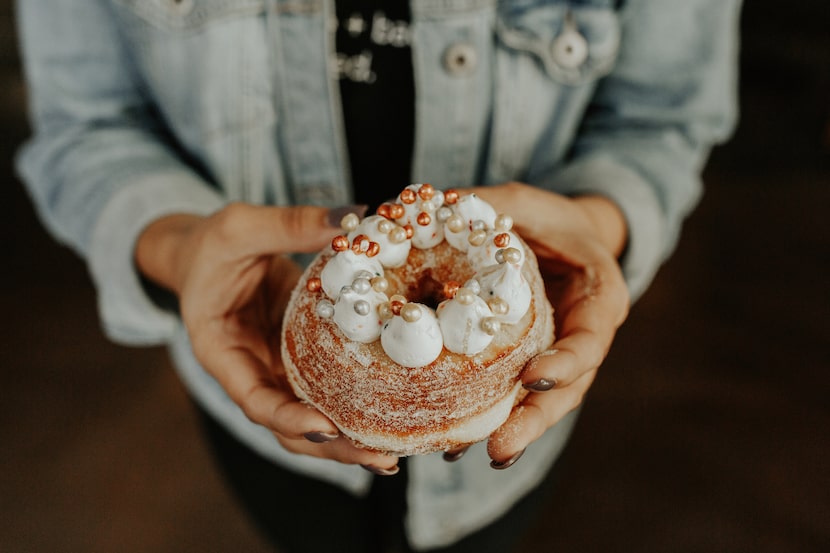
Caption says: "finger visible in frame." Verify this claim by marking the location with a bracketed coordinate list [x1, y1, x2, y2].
[488, 370, 596, 464]
[213, 203, 367, 257]
[208, 345, 340, 440]
[277, 434, 400, 471]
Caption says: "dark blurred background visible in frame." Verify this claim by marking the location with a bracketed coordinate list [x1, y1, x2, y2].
[1, 1, 828, 552]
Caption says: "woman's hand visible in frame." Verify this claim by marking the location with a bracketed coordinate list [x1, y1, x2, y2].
[473, 183, 630, 468]
[135, 203, 399, 473]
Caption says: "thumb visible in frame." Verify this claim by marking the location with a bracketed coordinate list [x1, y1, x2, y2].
[230, 203, 368, 256]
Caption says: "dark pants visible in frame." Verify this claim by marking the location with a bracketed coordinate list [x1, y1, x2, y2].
[198, 409, 558, 553]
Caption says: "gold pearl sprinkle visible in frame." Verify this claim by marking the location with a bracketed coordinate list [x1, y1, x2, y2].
[400, 188, 417, 204]
[417, 183, 435, 201]
[306, 277, 322, 293]
[332, 235, 350, 252]
[443, 280, 460, 299]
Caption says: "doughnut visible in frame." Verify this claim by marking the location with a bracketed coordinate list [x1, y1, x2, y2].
[281, 184, 554, 456]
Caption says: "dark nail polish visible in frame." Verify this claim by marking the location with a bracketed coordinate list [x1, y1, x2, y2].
[361, 464, 400, 476]
[327, 204, 368, 228]
[523, 378, 557, 392]
[490, 449, 526, 470]
[304, 431, 339, 443]
[443, 447, 470, 462]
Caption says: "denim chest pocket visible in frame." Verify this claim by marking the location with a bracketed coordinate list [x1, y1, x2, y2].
[495, 1, 621, 85]
[113, 0, 266, 34]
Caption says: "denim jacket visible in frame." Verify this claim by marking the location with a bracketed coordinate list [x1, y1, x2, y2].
[16, 0, 739, 548]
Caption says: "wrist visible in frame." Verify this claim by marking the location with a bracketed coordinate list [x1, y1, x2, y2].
[572, 195, 628, 258]
[135, 213, 203, 295]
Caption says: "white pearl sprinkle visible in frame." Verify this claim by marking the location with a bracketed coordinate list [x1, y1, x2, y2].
[464, 279, 481, 295]
[353, 300, 371, 316]
[481, 317, 501, 335]
[401, 303, 422, 323]
[316, 300, 335, 319]
[352, 277, 371, 294]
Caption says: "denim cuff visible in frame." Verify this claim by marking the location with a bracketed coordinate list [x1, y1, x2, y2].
[88, 171, 224, 345]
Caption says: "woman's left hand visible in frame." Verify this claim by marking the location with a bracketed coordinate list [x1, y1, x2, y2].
[473, 183, 630, 468]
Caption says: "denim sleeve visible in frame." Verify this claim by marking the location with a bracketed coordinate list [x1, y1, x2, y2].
[537, 0, 740, 301]
[15, 1, 225, 345]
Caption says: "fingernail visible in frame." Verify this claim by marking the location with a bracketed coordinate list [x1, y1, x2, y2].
[490, 449, 526, 470]
[327, 204, 368, 228]
[523, 378, 557, 392]
[443, 447, 470, 463]
[304, 431, 339, 443]
[361, 464, 400, 476]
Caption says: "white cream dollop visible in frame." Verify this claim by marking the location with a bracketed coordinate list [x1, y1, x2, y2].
[475, 261, 532, 325]
[396, 184, 445, 249]
[380, 304, 443, 368]
[320, 250, 383, 300]
[436, 295, 495, 355]
[348, 215, 411, 268]
[444, 193, 499, 252]
[333, 285, 388, 343]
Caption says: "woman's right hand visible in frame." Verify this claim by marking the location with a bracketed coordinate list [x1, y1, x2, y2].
[135, 203, 400, 474]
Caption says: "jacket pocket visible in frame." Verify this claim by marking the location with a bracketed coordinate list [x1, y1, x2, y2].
[495, 1, 620, 86]
[113, 0, 266, 35]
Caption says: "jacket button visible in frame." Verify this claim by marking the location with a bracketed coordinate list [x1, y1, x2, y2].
[443, 43, 478, 77]
[170, 0, 194, 15]
[551, 27, 588, 69]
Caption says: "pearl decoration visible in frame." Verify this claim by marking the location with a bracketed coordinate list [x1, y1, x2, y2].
[494, 233, 511, 248]
[481, 317, 501, 336]
[488, 297, 510, 316]
[444, 189, 459, 204]
[417, 212, 431, 226]
[366, 241, 380, 257]
[378, 302, 393, 320]
[353, 300, 371, 316]
[389, 226, 407, 244]
[389, 204, 405, 219]
[443, 280, 460, 299]
[446, 214, 465, 233]
[417, 183, 435, 201]
[468, 229, 487, 247]
[436, 206, 453, 223]
[502, 247, 522, 264]
[456, 287, 475, 305]
[494, 213, 513, 232]
[495, 249, 505, 264]
[377, 219, 395, 234]
[316, 300, 334, 319]
[332, 235, 350, 252]
[306, 277, 322, 293]
[352, 277, 371, 294]
[471, 219, 487, 232]
[401, 302, 422, 323]
[371, 276, 389, 293]
[464, 279, 481, 295]
[377, 204, 392, 219]
[400, 188, 417, 204]
[340, 212, 360, 232]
